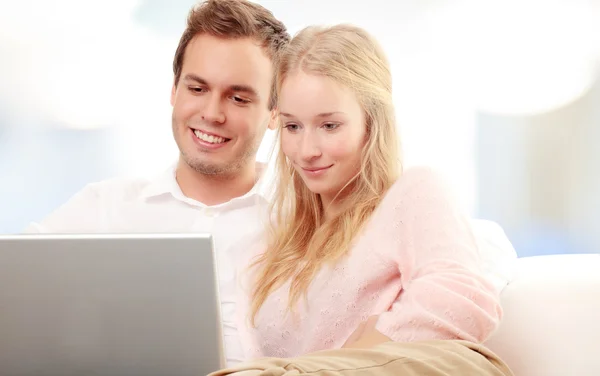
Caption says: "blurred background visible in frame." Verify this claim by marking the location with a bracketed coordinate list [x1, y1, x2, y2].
[0, 0, 598, 256]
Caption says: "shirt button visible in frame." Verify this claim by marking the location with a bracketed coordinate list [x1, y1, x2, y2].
[205, 208, 216, 217]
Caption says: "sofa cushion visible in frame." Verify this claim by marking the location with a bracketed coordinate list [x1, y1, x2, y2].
[471, 219, 517, 293]
[484, 254, 600, 376]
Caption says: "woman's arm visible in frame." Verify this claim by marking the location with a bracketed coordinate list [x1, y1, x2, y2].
[373, 167, 502, 344]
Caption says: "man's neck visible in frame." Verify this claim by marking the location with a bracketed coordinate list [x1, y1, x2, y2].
[175, 159, 257, 206]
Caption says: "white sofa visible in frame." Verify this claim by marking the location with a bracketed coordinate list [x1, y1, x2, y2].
[484, 253, 600, 375]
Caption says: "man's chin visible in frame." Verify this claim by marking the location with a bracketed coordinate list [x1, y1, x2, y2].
[189, 162, 228, 175]
[183, 156, 239, 177]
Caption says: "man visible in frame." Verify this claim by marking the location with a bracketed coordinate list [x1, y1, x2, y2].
[26, 0, 291, 366]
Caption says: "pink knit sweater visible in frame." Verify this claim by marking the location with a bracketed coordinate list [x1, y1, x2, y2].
[235, 167, 502, 359]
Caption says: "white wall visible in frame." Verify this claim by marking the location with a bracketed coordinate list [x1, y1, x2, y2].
[476, 73, 600, 256]
[1, 0, 599, 256]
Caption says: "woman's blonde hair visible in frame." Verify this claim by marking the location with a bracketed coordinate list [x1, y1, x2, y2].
[250, 24, 401, 324]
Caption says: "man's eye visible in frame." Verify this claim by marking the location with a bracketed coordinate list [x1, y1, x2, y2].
[189, 86, 205, 93]
[232, 96, 250, 104]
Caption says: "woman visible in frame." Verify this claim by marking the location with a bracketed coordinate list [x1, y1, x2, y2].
[212, 24, 513, 375]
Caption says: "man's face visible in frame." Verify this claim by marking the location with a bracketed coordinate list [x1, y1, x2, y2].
[171, 33, 274, 177]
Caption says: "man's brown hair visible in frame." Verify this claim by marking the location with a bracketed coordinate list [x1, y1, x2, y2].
[173, 0, 290, 110]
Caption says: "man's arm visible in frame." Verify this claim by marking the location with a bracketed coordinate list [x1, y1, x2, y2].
[24, 184, 103, 233]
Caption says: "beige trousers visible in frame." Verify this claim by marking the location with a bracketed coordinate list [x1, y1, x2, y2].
[208, 340, 513, 376]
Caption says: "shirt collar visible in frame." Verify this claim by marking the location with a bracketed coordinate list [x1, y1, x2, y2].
[139, 161, 272, 205]
[139, 164, 181, 200]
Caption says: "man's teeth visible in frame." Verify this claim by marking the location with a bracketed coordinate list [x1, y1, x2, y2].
[193, 130, 227, 144]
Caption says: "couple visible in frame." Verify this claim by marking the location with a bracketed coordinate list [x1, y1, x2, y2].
[28, 0, 514, 375]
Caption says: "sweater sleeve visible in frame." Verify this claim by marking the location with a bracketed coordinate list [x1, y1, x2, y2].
[374, 167, 503, 343]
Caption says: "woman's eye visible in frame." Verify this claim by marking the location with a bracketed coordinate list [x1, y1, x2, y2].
[323, 123, 339, 130]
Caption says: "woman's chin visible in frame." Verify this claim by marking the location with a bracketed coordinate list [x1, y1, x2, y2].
[301, 181, 326, 196]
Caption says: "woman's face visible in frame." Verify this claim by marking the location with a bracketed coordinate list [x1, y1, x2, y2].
[279, 71, 367, 205]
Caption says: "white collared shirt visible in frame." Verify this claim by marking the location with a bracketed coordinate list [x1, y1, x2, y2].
[25, 165, 271, 365]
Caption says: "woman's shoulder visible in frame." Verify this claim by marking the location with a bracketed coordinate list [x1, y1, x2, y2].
[384, 165, 454, 205]
[366, 165, 463, 230]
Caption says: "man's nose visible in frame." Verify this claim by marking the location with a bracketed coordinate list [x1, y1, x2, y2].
[201, 94, 225, 124]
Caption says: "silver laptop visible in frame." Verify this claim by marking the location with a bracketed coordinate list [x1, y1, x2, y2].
[0, 233, 225, 376]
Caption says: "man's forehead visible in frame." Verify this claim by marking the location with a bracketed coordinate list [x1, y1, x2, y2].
[182, 34, 273, 91]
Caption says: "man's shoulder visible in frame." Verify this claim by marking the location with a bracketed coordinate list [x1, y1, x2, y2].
[24, 175, 162, 234]
[80, 176, 155, 202]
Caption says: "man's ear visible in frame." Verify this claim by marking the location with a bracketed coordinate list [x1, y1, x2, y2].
[170, 83, 177, 106]
[267, 108, 278, 130]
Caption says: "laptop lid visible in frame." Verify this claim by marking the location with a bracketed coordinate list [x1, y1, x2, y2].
[0, 233, 225, 376]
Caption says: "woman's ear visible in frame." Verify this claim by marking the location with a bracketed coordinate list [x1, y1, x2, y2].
[267, 108, 278, 130]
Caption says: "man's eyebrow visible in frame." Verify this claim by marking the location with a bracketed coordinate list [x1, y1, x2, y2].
[183, 73, 208, 85]
[229, 85, 259, 98]
[183, 74, 260, 99]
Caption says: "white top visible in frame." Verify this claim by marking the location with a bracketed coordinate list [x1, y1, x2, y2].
[25, 165, 271, 366]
